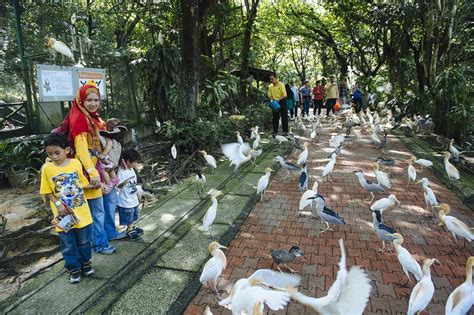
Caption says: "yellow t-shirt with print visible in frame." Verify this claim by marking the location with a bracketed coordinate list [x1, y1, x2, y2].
[40, 158, 93, 231]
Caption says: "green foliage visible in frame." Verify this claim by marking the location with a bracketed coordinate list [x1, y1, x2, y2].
[0, 139, 45, 172]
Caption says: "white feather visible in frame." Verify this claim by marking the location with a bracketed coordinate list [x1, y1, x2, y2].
[171, 144, 177, 159]
[202, 195, 218, 231]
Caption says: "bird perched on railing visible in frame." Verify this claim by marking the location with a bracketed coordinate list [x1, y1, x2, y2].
[310, 196, 346, 233]
[372, 162, 391, 189]
[442, 151, 460, 180]
[372, 210, 397, 253]
[417, 178, 438, 212]
[200, 241, 227, 298]
[47, 37, 75, 63]
[257, 168, 273, 200]
[271, 245, 304, 273]
[435, 203, 474, 245]
[290, 239, 372, 315]
[299, 163, 308, 193]
[275, 155, 300, 178]
[407, 258, 439, 315]
[200, 150, 217, 171]
[195, 170, 206, 198]
[354, 170, 385, 201]
[385, 233, 422, 285]
[445, 256, 474, 315]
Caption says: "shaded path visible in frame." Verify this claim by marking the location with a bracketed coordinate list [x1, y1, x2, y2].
[185, 120, 474, 314]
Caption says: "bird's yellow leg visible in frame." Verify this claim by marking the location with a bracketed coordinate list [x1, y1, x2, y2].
[284, 264, 297, 274]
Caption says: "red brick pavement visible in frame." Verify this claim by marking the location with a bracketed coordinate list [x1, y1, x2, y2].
[185, 121, 474, 315]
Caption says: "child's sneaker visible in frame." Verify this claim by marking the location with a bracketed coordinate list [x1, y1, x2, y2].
[81, 262, 95, 277]
[127, 229, 140, 240]
[69, 270, 81, 284]
[96, 245, 116, 255]
[132, 226, 144, 235]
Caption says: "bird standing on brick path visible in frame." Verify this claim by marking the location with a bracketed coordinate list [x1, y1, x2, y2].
[288, 133, 304, 151]
[195, 171, 206, 198]
[297, 142, 309, 164]
[275, 155, 299, 178]
[370, 194, 400, 214]
[407, 258, 439, 315]
[202, 191, 220, 236]
[445, 256, 474, 315]
[299, 163, 308, 192]
[407, 158, 417, 184]
[200, 150, 217, 171]
[354, 170, 385, 201]
[412, 155, 433, 169]
[417, 178, 438, 212]
[376, 157, 395, 173]
[310, 196, 346, 233]
[378, 131, 388, 152]
[372, 210, 397, 253]
[199, 241, 227, 299]
[322, 153, 337, 182]
[385, 233, 422, 285]
[372, 162, 391, 188]
[435, 203, 474, 244]
[442, 151, 461, 180]
[271, 245, 304, 273]
[257, 168, 273, 200]
[290, 239, 372, 315]
[299, 181, 319, 213]
[219, 269, 300, 310]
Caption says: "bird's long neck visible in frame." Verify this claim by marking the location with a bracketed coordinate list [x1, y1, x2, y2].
[422, 265, 432, 279]
[466, 265, 473, 286]
[293, 292, 321, 311]
[212, 249, 227, 267]
[211, 196, 218, 206]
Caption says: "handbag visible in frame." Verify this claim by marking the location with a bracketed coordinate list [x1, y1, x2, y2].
[286, 98, 294, 110]
[268, 100, 281, 111]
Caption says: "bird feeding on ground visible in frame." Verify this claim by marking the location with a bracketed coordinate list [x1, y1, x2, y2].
[407, 258, 439, 315]
[199, 150, 217, 171]
[354, 170, 385, 201]
[372, 162, 391, 189]
[257, 168, 273, 200]
[297, 142, 309, 165]
[47, 37, 75, 63]
[199, 241, 228, 298]
[171, 144, 177, 159]
[275, 155, 300, 178]
[271, 246, 304, 273]
[195, 171, 206, 198]
[299, 163, 308, 193]
[310, 196, 346, 233]
[442, 151, 461, 180]
[219, 269, 300, 312]
[290, 239, 372, 315]
[417, 178, 438, 212]
[370, 194, 400, 214]
[435, 203, 474, 245]
[385, 233, 422, 285]
[445, 256, 474, 315]
[322, 153, 337, 182]
[202, 191, 220, 236]
[372, 210, 397, 253]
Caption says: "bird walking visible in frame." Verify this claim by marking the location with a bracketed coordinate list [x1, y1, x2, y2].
[275, 155, 300, 178]
[445, 256, 474, 315]
[200, 150, 217, 171]
[407, 258, 439, 315]
[202, 191, 220, 236]
[354, 170, 385, 201]
[372, 210, 397, 253]
[299, 163, 308, 192]
[417, 178, 438, 212]
[257, 168, 273, 200]
[311, 196, 346, 233]
[322, 153, 337, 182]
[199, 241, 228, 298]
[435, 203, 474, 245]
[385, 233, 422, 285]
[443, 151, 460, 180]
[271, 246, 304, 273]
[290, 239, 372, 315]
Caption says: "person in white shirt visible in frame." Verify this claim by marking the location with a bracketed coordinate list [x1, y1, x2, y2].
[116, 148, 143, 240]
[290, 82, 299, 119]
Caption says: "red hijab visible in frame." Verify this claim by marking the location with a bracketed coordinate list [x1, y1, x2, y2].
[54, 83, 105, 151]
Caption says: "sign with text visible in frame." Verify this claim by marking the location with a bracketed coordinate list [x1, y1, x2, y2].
[36, 64, 107, 102]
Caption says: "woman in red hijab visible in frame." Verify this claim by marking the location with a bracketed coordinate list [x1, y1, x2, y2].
[54, 82, 125, 254]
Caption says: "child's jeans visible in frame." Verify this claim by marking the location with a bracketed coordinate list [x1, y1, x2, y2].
[118, 205, 139, 226]
[58, 224, 92, 271]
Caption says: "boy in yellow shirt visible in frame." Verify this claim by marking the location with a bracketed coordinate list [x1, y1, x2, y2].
[40, 133, 95, 284]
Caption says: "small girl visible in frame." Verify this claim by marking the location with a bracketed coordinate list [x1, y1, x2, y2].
[97, 118, 127, 194]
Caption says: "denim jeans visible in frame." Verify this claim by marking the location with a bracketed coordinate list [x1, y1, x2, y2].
[118, 205, 139, 226]
[303, 99, 310, 116]
[58, 224, 92, 271]
[103, 188, 119, 240]
[88, 196, 110, 251]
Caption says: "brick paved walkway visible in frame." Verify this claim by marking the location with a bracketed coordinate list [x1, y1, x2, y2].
[185, 119, 474, 315]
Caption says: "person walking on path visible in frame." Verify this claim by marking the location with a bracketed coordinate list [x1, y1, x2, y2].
[312, 80, 325, 116]
[268, 74, 288, 137]
[290, 82, 299, 119]
[300, 80, 311, 117]
[53, 82, 125, 255]
[338, 76, 348, 105]
[324, 76, 339, 117]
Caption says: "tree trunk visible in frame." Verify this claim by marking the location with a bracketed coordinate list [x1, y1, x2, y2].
[239, 0, 260, 106]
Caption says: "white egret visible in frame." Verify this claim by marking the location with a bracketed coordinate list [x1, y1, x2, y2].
[372, 162, 391, 189]
[449, 139, 461, 158]
[257, 168, 273, 200]
[370, 194, 400, 214]
[407, 159, 417, 184]
[47, 37, 75, 62]
[417, 178, 438, 212]
[171, 144, 177, 159]
[445, 256, 474, 315]
[385, 233, 422, 284]
[252, 133, 260, 150]
[221, 143, 254, 179]
[322, 153, 337, 181]
[199, 241, 227, 298]
[407, 258, 439, 315]
[275, 135, 288, 144]
[202, 191, 220, 235]
[235, 131, 244, 145]
[443, 151, 460, 180]
[412, 156, 433, 169]
[291, 239, 372, 315]
[297, 142, 309, 165]
[200, 150, 217, 171]
[436, 203, 474, 244]
[299, 181, 319, 213]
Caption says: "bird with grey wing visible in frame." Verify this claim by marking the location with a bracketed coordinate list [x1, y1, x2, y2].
[354, 170, 385, 201]
[299, 163, 308, 192]
[378, 132, 388, 153]
[131, 128, 143, 149]
[275, 155, 300, 178]
[309, 196, 346, 233]
[271, 245, 304, 273]
[288, 133, 304, 151]
[372, 210, 397, 253]
[376, 157, 395, 173]
[195, 170, 206, 198]
[327, 144, 344, 158]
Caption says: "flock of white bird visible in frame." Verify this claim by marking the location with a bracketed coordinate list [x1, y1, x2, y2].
[189, 104, 473, 315]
